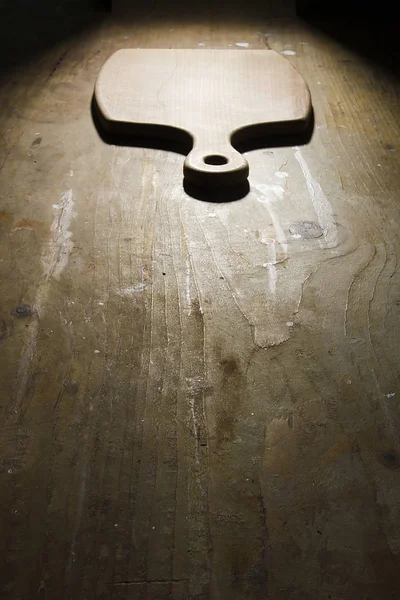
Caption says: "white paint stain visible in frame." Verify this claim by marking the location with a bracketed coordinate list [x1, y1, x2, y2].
[269, 213, 288, 293]
[253, 183, 285, 203]
[294, 148, 337, 248]
[265, 261, 277, 294]
[274, 171, 288, 179]
[236, 42, 249, 48]
[42, 189, 75, 280]
[186, 376, 204, 465]
[281, 50, 296, 56]
[252, 182, 288, 295]
[119, 283, 148, 294]
[198, 43, 205, 47]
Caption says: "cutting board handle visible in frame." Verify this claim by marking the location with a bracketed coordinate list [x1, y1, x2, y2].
[183, 141, 249, 187]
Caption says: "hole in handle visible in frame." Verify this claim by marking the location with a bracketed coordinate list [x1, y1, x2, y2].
[184, 145, 249, 187]
[203, 154, 229, 166]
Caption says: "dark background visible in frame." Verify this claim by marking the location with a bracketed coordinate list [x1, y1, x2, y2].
[0, 1, 398, 77]
[0, 0, 396, 18]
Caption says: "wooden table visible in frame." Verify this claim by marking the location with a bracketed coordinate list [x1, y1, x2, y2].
[1, 11, 400, 600]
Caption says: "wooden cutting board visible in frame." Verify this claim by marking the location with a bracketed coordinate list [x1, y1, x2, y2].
[95, 49, 312, 187]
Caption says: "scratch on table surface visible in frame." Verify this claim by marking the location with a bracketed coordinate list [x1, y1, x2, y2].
[0, 142, 16, 173]
[294, 148, 337, 248]
[66, 452, 89, 585]
[10, 188, 75, 418]
[344, 244, 376, 338]
[186, 255, 192, 315]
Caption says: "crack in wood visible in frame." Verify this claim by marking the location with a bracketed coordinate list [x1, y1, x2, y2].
[46, 50, 68, 81]
[108, 579, 189, 585]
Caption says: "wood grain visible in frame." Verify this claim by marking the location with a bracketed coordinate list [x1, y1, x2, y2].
[1, 14, 400, 600]
[94, 49, 311, 186]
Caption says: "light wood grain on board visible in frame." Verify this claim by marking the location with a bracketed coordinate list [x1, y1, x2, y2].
[95, 48, 311, 186]
[1, 15, 400, 600]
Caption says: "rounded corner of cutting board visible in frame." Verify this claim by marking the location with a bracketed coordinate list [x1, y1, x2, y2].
[95, 53, 122, 123]
[98, 49, 122, 73]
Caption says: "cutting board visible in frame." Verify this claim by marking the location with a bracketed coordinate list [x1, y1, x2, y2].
[94, 49, 312, 187]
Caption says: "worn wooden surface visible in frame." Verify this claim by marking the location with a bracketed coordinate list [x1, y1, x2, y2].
[1, 14, 400, 600]
[95, 49, 311, 186]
